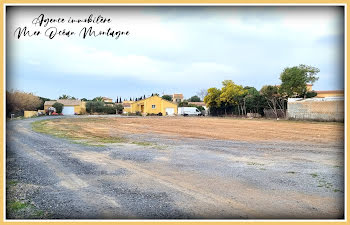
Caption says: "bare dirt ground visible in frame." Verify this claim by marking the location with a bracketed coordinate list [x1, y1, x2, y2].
[6, 116, 344, 219]
[38, 116, 343, 144]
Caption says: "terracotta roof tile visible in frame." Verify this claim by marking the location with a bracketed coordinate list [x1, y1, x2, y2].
[44, 99, 81, 106]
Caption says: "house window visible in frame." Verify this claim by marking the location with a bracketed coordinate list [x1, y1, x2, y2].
[152, 105, 156, 109]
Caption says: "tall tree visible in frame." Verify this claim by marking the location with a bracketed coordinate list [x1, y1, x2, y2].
[162, 95, 172, 101]
[279, 64, 319, 98]
[204, 88, 221, 109]
[219, 80, 247, 115]
[59, 94, 69, 99]
[188, 95, 201, 102]
[93, 96, 104, 102]
[260, 85, 286, 118]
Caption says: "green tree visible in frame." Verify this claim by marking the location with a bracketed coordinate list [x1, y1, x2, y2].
[188, 95, 201, 102]
[86, 101, 104, 113]
[52, 102, 64, 114]
[244, 87, 265, 115]
[92, 96, 104, 102]
[204, 88, 221, 109]
[59, 94, 76, 100]
[37, 96, 51, 110]
[161, 95, 173, 101]
[279, 64, 319, 98]
[219, 80, 247, 115]
[178, 101, 189, 107]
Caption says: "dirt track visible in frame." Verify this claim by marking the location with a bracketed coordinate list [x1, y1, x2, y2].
[6, 116, 344, 219]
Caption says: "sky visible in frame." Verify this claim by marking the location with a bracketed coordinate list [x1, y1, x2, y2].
[6, 6, 344, 101]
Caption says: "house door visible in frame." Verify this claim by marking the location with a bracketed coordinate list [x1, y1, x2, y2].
[141, 105, 144, 113]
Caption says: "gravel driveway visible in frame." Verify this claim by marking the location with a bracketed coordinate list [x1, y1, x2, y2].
[6, 116, 344, 219]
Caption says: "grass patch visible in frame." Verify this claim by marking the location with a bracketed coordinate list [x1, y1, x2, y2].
[70, 141, 105, 147]
[7, 201, 31, 211]
[132, 141, 153, 146]
[32, 119, 166, 150]
[32, 120, 127, 146]
[7, 180, 18, 187]
[333, 165, 343, 168]
[310, 173, 318, 178]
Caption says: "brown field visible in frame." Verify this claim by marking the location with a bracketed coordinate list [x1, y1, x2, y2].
[36, 116, 344, 144]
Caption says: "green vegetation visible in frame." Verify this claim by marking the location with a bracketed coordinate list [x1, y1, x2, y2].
[59, 94, 77, 100]
[6, 179, 49, 219]
[161, 95, 173, 101]
[309, 173, 343, 193]
[132, 141, 153, 146]
[31, 119, 162, 149]
[310, 173, 318, 178]
[279, 64, 319, 98]
[85, 101, 123, 114]
[7, 201, 31, 211]
[52, 102, 64, 114]
[203, 64, 319, 117]
[188, 95, 201, 102]
[286, 171, 296, 174]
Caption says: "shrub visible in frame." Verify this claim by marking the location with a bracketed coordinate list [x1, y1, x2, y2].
[103, 106, 116, 114]
[6, 90, 42, 117]
[305, 91, 317, 98]
[52, 102, 64, 114]
[86, 101, 105, 113]
[115, 104, 124, 114]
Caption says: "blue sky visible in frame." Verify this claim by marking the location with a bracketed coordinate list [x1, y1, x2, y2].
[7, 6, 344, 100]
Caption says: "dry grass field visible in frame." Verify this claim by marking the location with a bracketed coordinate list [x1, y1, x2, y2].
[33, 116, 344, 144]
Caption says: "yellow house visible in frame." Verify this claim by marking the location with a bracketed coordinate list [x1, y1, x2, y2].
[44, 99, 86, 115]
[102, 97, 114, 103]
[122, 100, 134, 113]
[123, 95, 178, 116]
[316, 90, 344, 98]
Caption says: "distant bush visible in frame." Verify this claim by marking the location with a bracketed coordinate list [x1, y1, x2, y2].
[305, 91, 317, 98]
[188, 95, 201, 102]
[53, 102, 64, 114]
[135, 111, 142, 116]
[161, 95, 172, 101]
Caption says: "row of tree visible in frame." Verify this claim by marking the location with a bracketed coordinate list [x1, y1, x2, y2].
[204, 65, 319, 117]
